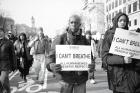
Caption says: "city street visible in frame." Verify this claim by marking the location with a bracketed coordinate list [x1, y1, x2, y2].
[1, 0, 140, 93]
[9, 58, 112, 93]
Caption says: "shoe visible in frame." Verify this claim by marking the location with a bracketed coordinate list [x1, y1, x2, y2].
[90, 79, 96, 84]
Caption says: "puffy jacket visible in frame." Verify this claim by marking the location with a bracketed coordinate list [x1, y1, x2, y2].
[47, 30, 89, 84]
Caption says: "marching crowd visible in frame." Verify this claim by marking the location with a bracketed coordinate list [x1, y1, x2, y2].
[1, 12, 140, 93]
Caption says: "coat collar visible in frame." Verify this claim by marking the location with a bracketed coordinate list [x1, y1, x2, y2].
[0, 38, 6, 47]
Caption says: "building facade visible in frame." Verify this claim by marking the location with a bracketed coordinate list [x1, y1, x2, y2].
[105, 0, 140, 30]
[82, 0, 105, 39]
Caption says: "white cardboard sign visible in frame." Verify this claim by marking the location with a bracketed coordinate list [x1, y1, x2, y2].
[56, 45, 91, 71]
[109, 28, 140, 59]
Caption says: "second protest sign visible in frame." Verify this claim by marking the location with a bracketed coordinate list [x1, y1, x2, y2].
[109, 28, 140, 59]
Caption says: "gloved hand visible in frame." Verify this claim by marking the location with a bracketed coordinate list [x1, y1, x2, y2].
[50, 63, 62, 72]
[88, 63, 95, 73]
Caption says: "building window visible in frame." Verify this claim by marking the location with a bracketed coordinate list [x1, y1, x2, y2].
[134, 19, 137, 25]
[119, 0, 122, 5]
[109, 3, 111, 11]
[123, 7, 126, 13]
[112, 12, 114, 18]
[106, 15, 108, 22]
[115, 11, 118, 15]
[109, 14, 111, 21]
[106, 6, 108, 12]
[128, 4, 131, 13]
[129, 21, 131, 26]
[133, 1, 137, 12]
[139, 0, 140, 10]
[115, 0, 118, 7]
[112, 2, 114, 9]
[123, 0, 126, 3]
[119, 9, 122, 13]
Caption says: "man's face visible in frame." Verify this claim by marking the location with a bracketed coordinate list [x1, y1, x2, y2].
[38, 29, 44, 38]
[0, 29, 4, 39]
[68, 16, 81, 33]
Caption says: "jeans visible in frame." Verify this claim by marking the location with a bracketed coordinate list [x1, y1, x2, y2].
[32, 54, 46, 82]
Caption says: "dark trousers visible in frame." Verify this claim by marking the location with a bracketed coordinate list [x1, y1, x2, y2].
[0, 74, 10, 93]
[60, 81, 86, 93]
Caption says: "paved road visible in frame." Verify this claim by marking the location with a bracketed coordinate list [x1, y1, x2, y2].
[9, 58, 112, 93]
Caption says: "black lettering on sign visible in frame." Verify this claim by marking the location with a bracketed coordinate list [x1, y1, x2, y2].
[129, 40, 140, 47]
[114, 37, 129, 44]
[58, 53, 71, 58]
[73, 54, 91, 59]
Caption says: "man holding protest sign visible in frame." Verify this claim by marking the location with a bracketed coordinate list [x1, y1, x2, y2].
[47, 14, 95, 93]
[102, 12, 140, 93]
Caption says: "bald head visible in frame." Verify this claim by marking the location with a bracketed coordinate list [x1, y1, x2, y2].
[69, 14, 81, 23]
[68, 14, 81, 33]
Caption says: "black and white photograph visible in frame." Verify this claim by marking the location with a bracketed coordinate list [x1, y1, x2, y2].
[0, 0, 140, 93]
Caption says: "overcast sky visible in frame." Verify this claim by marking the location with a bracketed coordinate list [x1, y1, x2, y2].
[0, 0, 83, 38]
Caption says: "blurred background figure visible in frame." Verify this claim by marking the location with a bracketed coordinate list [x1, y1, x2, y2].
[85, 30, 96, 84]
[7, 30, 17, 43]
[14, 33, 32, 82]
[28, 27, 50, 85]
[0, 27, 17, 93]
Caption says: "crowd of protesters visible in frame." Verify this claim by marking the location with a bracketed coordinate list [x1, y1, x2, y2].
[1, 12, 140, 93]
[0, 15, 51, 92]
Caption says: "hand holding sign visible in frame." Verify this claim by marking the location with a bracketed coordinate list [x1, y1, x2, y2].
[56, 45, 91, 71]
[124, 53, 134, 64]
[88, 63, 95, 72]
[50, 63, 62, 72]
[109, 28, 140, 59]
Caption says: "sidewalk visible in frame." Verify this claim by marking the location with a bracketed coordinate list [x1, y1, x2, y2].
[86, 57, 111, 93]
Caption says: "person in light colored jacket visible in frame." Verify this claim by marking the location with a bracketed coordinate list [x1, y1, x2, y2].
[28, 27, 50, 84]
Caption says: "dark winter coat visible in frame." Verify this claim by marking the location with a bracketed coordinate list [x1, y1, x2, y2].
[47, 29, 89, 84]
[0, 38, 17, 71]
[102, 12, 140, 93]
[14, 40, 32, 61]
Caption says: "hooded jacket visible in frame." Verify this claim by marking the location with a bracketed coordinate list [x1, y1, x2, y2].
[102, 12, 140, 93]
[47, 28, 89, 84]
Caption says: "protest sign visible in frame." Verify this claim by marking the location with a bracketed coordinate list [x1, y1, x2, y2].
[56, 45, 91, 71]
[109, 28, 140, 59]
